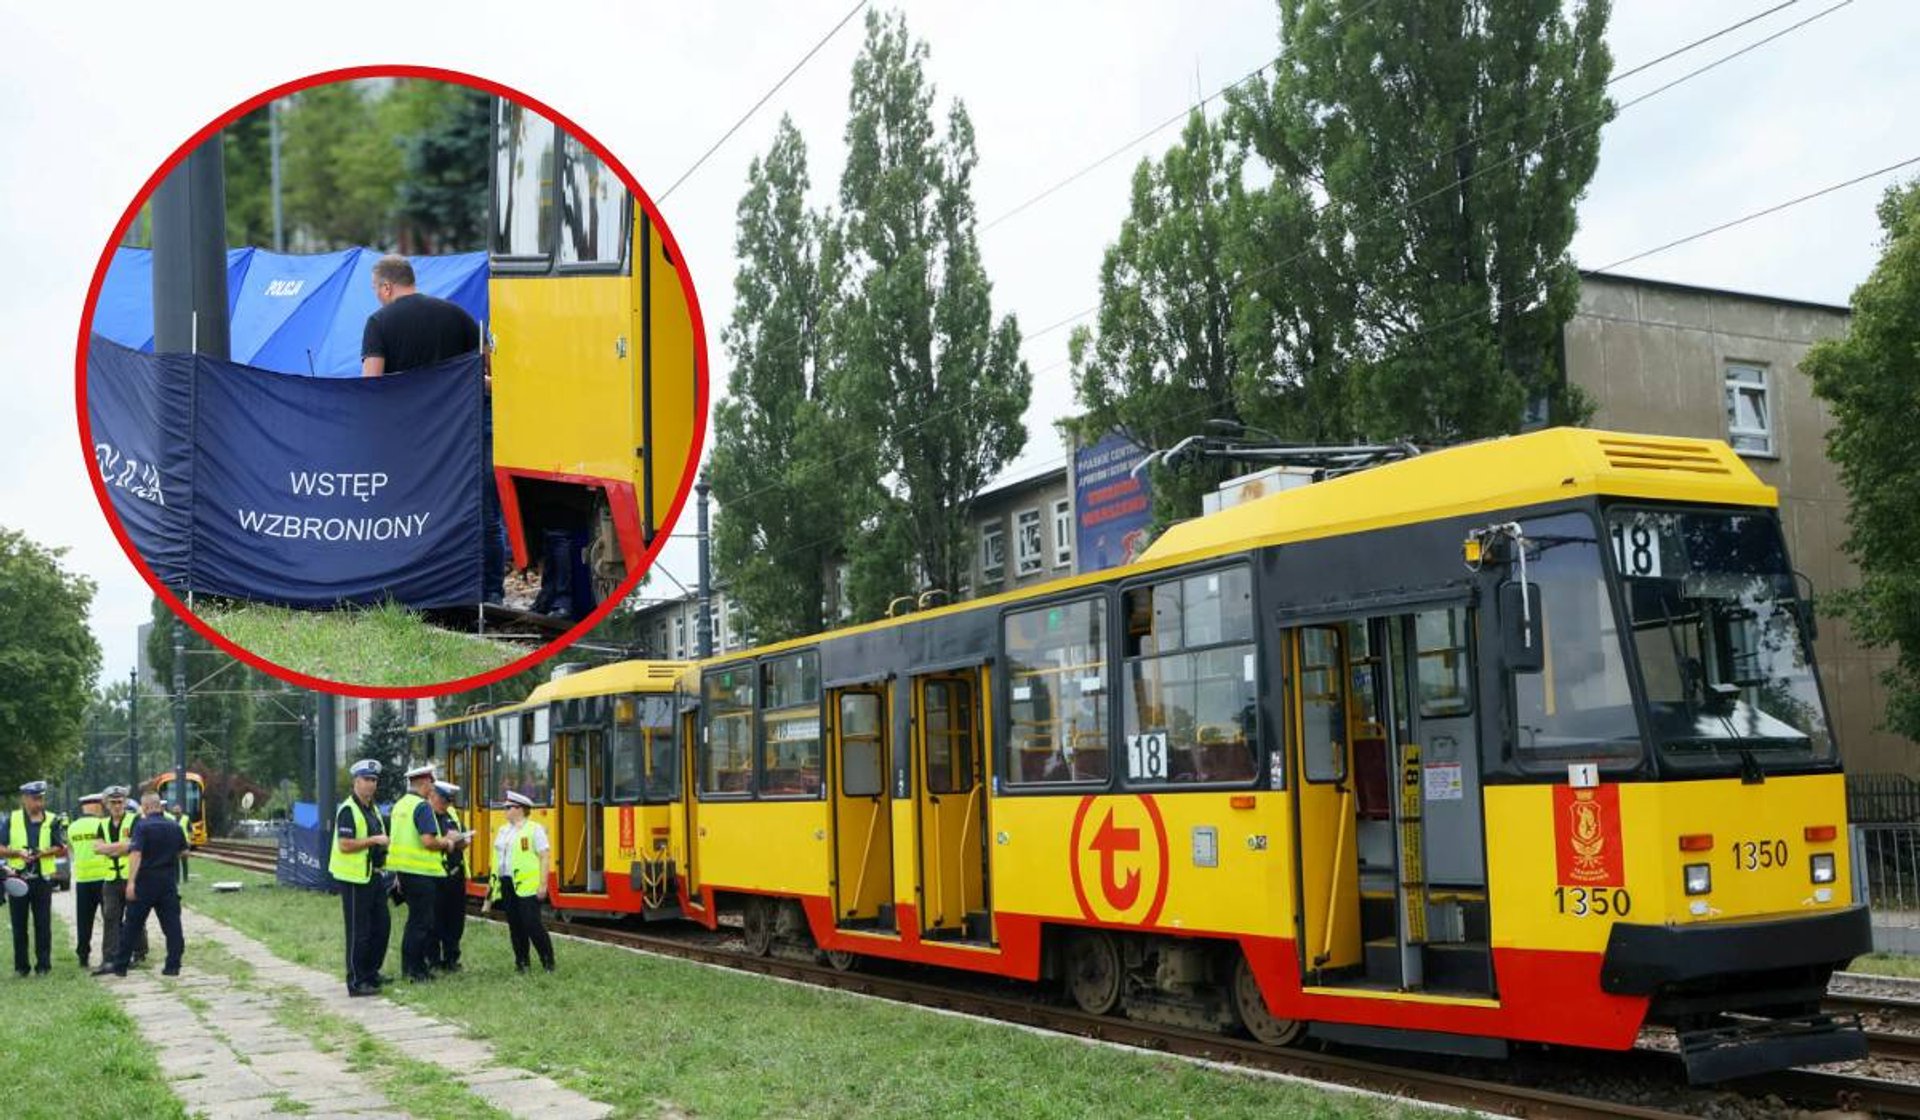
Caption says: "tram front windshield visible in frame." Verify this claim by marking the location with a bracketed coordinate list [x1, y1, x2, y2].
[1608, 508, 1834, 773]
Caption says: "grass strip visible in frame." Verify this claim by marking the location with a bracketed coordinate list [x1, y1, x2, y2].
[0, 913, 185, 1118]
[203, 600, 529, 687]
[1849, 952, 1920, 979]
[188, 867, 1435, 1119]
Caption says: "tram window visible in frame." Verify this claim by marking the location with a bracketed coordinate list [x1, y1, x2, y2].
[1300, 627, 1347, 783]
[1511, 512, 1642, 768]
[521, 728, 553, 804]
[701, 667, 756, 795]
[1121, 567, 1258, 786]
[492, 101, 556, 260]
[924, 679, 976, 794]
[1415, 608, 1473, 718]
[558, 132, 626, 267]
[612, 695, 677, 803]
[1005, 598, 1109, 786]
[840, 693, 884, 798]
[493, 714, 521, 805]
[760, 652, 822, 797]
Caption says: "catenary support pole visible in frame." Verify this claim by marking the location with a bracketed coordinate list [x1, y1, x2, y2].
[696, 471, 713, 658]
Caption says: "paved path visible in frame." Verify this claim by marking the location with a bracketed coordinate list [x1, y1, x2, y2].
[55, 888, 613, 1119]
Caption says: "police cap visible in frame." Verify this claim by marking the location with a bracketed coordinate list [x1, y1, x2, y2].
[349, 759, 382, 779]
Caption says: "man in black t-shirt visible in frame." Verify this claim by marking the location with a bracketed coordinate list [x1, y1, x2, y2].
[360, 253, 504, 602]
[101, 793, 185, 977]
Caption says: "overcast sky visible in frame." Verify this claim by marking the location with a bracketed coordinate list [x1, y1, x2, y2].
[2, 0, 1912, 690]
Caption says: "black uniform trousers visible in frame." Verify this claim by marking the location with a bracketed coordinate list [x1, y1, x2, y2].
[99, 878, 146, 965]
[73, 879, 102, 963]
[498, 876, 554, 970]
[111, 879, 182, 973]
[397, 872, 440, 980]
[338, 877, 390, 990]
[8, 876, 53, 974]
[432, 875, 466, 968]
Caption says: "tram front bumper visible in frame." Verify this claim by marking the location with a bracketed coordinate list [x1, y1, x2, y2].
[1598, 905, 1871, 997]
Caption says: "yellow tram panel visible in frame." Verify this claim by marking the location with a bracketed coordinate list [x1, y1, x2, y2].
[695, 799, 832, 898]
[491, 273, 635, 485]
[642, 212, 699, 525]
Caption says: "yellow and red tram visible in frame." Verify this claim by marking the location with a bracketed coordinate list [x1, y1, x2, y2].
[432, 427, 1868, 1081]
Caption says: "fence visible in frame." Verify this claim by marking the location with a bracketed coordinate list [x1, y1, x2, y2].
[1849, 773, 1920, 825]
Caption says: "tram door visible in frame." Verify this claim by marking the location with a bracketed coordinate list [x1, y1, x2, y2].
[468, 727, 493, 881]
[829, 687, 894, 930]
[1291, 625, 1362, 979]
[913, 671, 991, 941]
[679, 707, 702, 902]
[556, 731, 605, 894]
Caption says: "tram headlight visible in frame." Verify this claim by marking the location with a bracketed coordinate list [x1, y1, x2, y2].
[1684, 863, 1712, 896]
[1811, 853, 1836, 884]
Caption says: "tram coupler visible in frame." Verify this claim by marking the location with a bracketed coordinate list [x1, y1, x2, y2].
[1676, 1013, 1866, 1084]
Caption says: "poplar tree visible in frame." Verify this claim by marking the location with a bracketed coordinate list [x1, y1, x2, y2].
[1802, 180, 1920, 739]
[833, 10, 1031, 616]
[710, 117, 845, 641]
[0, 528, 100, 779]
[1234, 0, 1613, 443]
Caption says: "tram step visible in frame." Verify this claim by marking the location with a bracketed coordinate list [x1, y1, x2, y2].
[1423, 941, 1492, 992]
[1363, 938, 1402, 985]
[1677, 1013, 1866, 1084]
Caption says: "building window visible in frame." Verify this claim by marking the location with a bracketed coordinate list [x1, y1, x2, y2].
[1015, 509, 1043, 577]
[655, 622, 669, 658]
[345, 705, 360, 737]
[1725, 363, 1773, 456]
[725, 601, 743, 652]
[1052, 499, 1073, 569]
[980, 523, 1006, 584]
[673, 616, 686, 659]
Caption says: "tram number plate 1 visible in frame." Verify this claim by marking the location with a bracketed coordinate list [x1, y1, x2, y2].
[1127, 732, 1169, 780]
[1554, 886, 1631, 918]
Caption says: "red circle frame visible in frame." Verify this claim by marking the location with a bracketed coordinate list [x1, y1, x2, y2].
[1067, 793, 1171, 927]
[73, 64, 709, 699]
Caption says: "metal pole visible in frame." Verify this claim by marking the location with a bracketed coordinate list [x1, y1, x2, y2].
[127, 666, 139, 791]
[269, 99, 284, 253]
[316, 692, 336, 815]
[696, 472, 713, 658]
[171, 621, 188, 803]
[151, 133, 230, 359]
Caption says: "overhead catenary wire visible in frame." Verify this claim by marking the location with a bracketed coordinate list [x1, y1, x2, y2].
[704, 0, 1852, 516]
[659, 0, 871, 202]
[981, 0, 1801, 234]
[641, 151, 1916, 601]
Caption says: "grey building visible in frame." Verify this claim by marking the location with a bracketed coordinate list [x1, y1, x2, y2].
[1560, 270, 1908, 774]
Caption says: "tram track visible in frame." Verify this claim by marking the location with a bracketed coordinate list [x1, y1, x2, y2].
[196, 845, 1920, 1116]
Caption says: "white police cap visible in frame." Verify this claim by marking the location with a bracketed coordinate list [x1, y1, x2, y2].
[79, 792, 103, 805]
[404, 763, 436, 780]
[349, 759, 382, 779]
[18, 780, 47, 796]
[103, 785, 130, 799]
[503, 790, 534, 809]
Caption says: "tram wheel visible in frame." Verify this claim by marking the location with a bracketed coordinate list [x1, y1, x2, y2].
[589, 494, 625, 605]
[742, 898, 774, 957]
[1232, 954, 1304, 1046]
[825, 949, 860, 973]
[1064, 931, 1123, 1016]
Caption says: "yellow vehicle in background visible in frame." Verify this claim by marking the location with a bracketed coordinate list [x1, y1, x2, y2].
[488, 99, 701, 602]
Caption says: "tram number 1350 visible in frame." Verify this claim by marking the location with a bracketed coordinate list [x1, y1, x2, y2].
[1554, 886, 1632, 917]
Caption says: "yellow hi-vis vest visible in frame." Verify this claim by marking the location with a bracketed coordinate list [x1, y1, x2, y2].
[386, 793, 445, 878]
[488, 822, 542, 901]
[6, 811, 59, 875]
[67, 815, 108, 883]
[100, 812, 135, 881]
[440, 807, 465, 877]
[329, 798, 379, 885]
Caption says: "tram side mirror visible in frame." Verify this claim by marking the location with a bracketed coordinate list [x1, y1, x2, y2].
[1500, 582, 1544, 674]
[1795, 599, 1819, 643]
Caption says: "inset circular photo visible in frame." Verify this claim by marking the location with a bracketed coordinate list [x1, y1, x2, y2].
[78, 66, 706, 695]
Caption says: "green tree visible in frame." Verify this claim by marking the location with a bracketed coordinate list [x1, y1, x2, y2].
[393, 82, 492, 253]
[144, 601, 255, 792]
[833, 10, 1031, 616]
[1802, 179, 1920, 739]
[0, 528, 101, 779]
[280, 81, 404, 249]
[1232, 0, 1612, 443]
[361, 701, 409, 806]
[710, 116, 846, 641]
[222, 107, 275, 249]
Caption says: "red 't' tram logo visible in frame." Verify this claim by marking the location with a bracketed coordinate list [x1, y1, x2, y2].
[1069, 795, 1171, 925]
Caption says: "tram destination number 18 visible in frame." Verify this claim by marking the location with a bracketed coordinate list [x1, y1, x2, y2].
[1555, 886, 1632, 917]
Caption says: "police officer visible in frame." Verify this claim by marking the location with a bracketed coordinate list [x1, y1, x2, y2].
[332, 759, 391, 997]
[427, 781, 469, 973]
[66, 793, 106, 968]
[388, 764, 454, 983]
[91, 787, 147, 970]
[1, 781, 67, 976]
[167, 802, 191, 883]
[102, 792, 185, 977]
[492, 791, 554, 973]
